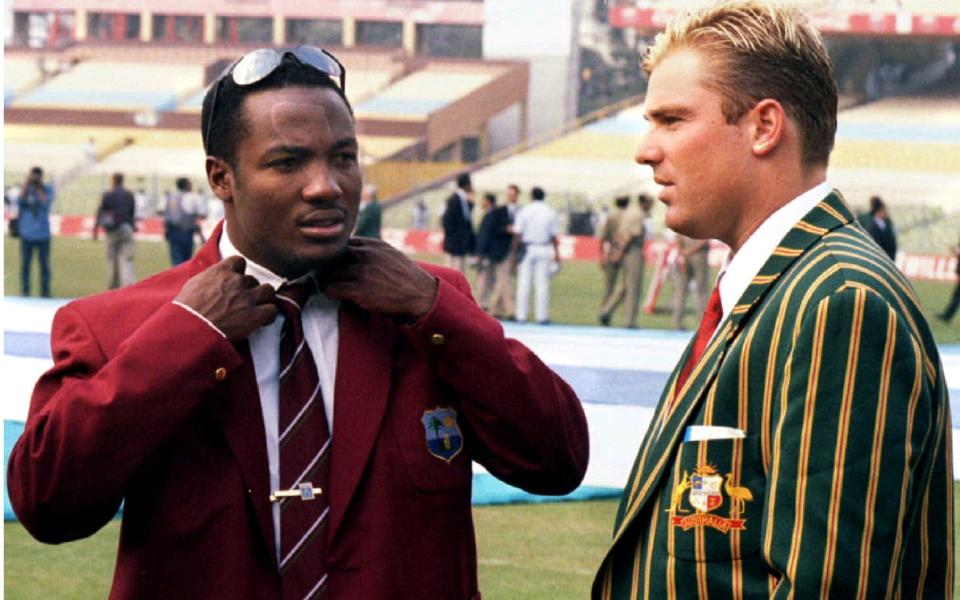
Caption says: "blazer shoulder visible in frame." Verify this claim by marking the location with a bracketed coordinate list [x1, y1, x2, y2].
[65, 262, 194, 327]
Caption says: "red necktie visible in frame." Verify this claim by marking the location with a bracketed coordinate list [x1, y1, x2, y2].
[674, 286, 724, 397]
[275, 279, 331, 600]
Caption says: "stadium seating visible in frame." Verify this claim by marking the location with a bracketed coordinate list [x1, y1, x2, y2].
[356, 63, 507, 121]
[472, 104, 652, 201]
[12, 60, 204, 113]
[4, 57, 43, 105]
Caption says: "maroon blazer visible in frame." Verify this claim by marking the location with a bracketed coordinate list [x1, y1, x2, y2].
[8, 224, 588, 600]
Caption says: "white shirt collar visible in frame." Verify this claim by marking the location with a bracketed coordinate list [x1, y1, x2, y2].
[718, 181, 833, 322]
[218, 222, 324, 296]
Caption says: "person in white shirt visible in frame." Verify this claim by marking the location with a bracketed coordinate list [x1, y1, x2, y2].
[512, 186, 561, 324]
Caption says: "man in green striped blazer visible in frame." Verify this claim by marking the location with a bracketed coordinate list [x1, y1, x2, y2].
[593, 2, 953, 598]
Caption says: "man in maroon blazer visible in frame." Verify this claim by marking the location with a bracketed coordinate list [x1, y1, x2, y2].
[7, 47, 589, 600]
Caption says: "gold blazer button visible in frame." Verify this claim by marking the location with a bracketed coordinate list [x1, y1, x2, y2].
[214, 367, 228, 381]
[430, 333, 445, 346]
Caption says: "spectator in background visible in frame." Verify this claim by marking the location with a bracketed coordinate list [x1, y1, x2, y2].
[937, 235, 960, 323]
[475, 192, 515, 318]
[411, 198, 429, 230]
[514, 186, 560, 325]
[94, 172, 137, 289]
[671, 234, 711, 330]
[441, 172, 476, 272]
[598, 196, 629, 312]
[162, 177, 205, 266]
[17, 166, 55, 297]
[863, 195, 897, 261]
[354, 184, 382, 238]
[598, 193, 648, 328]
[82, 137, 97, 168]
[133, 176, 152, 219]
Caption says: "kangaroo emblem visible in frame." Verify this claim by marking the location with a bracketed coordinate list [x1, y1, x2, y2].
[665, 471, 692, 513]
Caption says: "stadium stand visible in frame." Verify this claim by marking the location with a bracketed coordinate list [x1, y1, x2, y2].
[356, 62, 510, 121]
[472, 104, 651, 201]
[12, 60, 204, 113]
[3, 57, 44, 105]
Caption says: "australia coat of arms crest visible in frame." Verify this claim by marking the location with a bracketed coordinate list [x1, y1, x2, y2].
[665, 464, 753, 534]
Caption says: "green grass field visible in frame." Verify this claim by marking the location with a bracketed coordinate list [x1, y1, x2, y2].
[5, 236, 959, 343]
[3, 500, 619, 599]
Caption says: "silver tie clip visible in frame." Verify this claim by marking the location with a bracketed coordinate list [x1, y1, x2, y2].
[269, 482, 321, 502]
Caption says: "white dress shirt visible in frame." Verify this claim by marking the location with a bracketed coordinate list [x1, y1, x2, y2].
[514, 201, 559, 245]
[717, 181, 833, 323]
[175, 226, 340, 561]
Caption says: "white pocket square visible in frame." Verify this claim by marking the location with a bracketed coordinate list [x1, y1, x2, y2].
[683, 425, 746, 442]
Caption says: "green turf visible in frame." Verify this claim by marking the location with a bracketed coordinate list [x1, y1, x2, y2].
[3, 501, 617, 599]
[5, 236, 959, 344]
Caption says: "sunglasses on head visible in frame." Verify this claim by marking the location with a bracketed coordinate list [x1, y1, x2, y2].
[203, 46, 347, 154]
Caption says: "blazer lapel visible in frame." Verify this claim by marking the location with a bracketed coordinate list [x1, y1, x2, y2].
[610, 191, 855, 545]
[207, 340, 276, 559]
[327, 304, 393, 543]
[193, 221, 276, 557]
[188, 221, 224, 274]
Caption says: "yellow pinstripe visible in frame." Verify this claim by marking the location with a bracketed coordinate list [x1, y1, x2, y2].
[696, 438, 710, 599]
[666, 455, 682, 600]
[732, 329, 755, 600]
[641, 494, 663, 600]
[917, 483, 931, 599]
[794, 220, 828, 235]
[864, 311, 899, 600]
[819, 288, 865, 598]
[629, 527, 643, 600]
[772, 246, 803, 257]
[783, 299, 830, 599]
[818, 201, 847, 223]
[790, 264, 844, 342]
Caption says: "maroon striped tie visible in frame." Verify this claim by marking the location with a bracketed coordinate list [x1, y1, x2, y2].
[275, 279, 331, 600]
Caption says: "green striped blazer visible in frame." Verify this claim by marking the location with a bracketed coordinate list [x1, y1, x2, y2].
[593, 192, 953, 599]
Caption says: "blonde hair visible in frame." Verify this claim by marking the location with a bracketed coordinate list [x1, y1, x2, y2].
[644, 0, 837, 166]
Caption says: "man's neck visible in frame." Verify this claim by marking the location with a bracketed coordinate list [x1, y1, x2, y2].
[726, 166, 827, 253]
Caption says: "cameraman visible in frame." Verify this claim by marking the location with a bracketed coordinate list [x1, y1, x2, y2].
[17, 166, 54, 297]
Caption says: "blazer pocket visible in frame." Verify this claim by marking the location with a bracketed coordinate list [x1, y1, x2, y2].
[661, 435, 765, 562]
[391, 403, 472, 493]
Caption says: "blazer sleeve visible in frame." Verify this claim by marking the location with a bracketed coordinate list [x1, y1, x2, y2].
[7, 302, 245, 543]
[404, 268, 589, 495]
[760, 287, 951, 599]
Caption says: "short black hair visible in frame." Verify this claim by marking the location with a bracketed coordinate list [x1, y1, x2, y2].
[30, 166, 43, 177]
[456, 172, 472, 190]
[484, 193, 496, 205]
[531, 187, 545, 201]
[176, 177, 191, 191]
[201, 54, 353, 167]
[615, 195, 629, 208]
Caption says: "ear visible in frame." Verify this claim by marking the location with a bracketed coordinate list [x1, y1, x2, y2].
[748, 98, 785, 157]
[206, 156, 234, 204]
